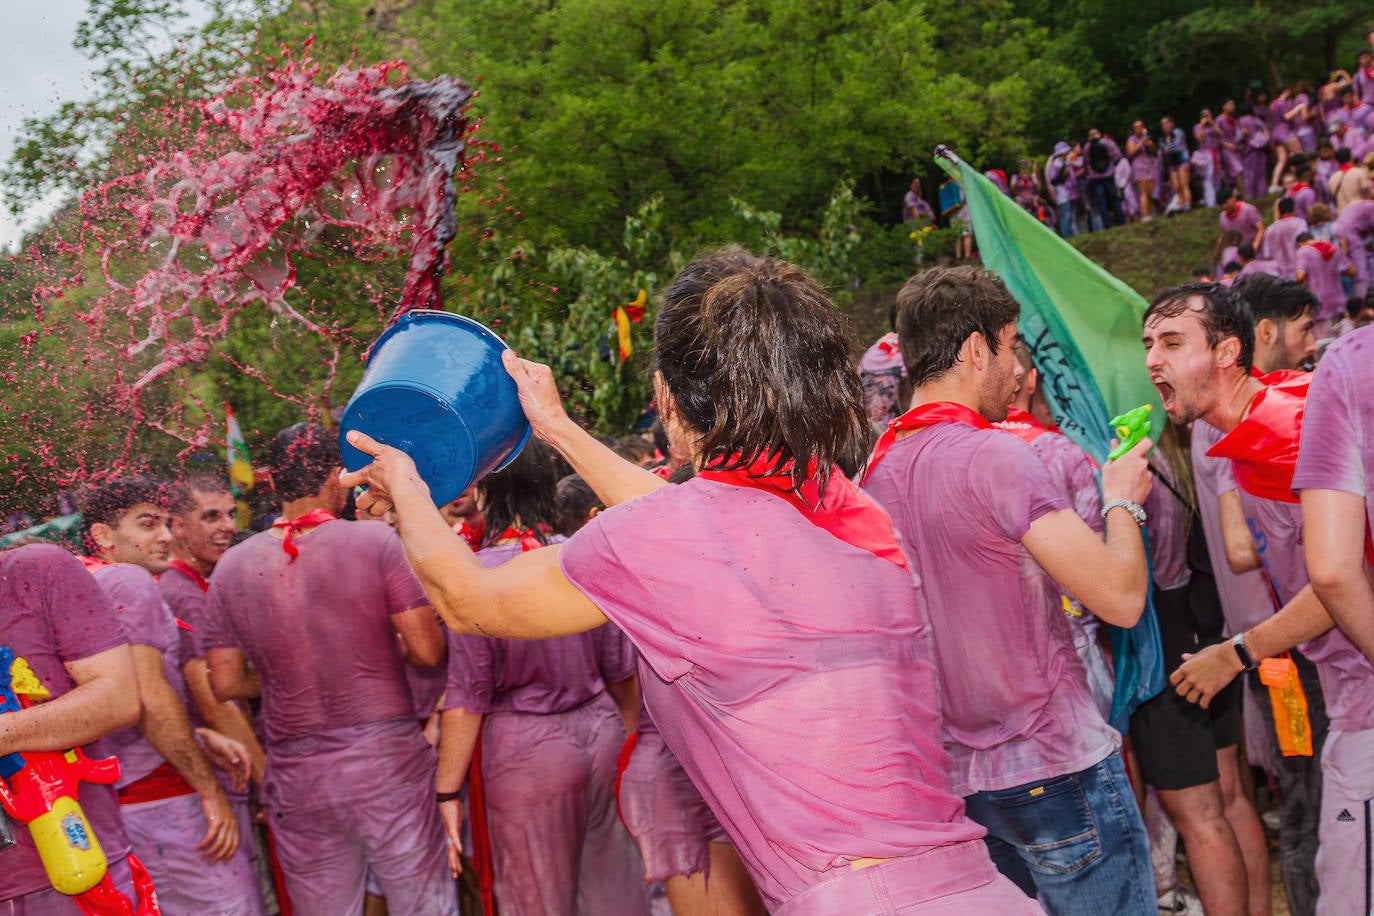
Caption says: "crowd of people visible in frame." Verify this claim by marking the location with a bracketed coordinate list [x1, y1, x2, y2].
[3, 244, 1374, 916]
[903, 42, 1374, 247]
[7, 27, 1374, 916]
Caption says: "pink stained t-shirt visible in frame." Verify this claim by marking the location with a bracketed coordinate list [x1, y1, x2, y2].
[1028, 431, 1103, 534]
[0, 545, 131, 901]
[863, 423, 1120, 795]
[1191, 422, 1276, 633]
[1295, 244, 1352, 320]
[445, 540, 636, 715]
[202, 519, 430, 747]
[1262, 215, 1307, 278]
[558, 478, 983, 910]
[93, 563, 190, 788]
[1145, 457, 1192, 591]
[158, 564, 208, 661]
[1235, 490, 1374, 733]
[1293, 325, 1374, 528]
[1219, 202, 1263, 247]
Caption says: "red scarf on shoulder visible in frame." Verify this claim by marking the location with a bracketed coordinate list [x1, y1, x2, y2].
[863, 401, 992, 483]
[166, 558, 210, 593]
[271, 509, 337, 561]
[699, 456, 908, 571]
[1307, 240, 1337, 261]
[992, 407, 1059, 445]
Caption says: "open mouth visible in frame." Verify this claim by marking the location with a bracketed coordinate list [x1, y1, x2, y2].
[1152, 378, 1176, 411]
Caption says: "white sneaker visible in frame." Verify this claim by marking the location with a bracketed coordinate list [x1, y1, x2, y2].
[1158, 885, 1205, 916]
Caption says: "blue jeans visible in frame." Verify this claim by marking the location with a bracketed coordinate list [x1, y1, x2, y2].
[1087, 178, 1124, 229]
[963, 753, 1154, 916]
[1057, 201, 1077, 238]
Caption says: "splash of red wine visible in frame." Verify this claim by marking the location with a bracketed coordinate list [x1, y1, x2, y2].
[9, 50, 478, 501]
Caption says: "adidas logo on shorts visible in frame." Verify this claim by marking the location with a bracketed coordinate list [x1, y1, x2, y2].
[1337, 809, 1357, 823]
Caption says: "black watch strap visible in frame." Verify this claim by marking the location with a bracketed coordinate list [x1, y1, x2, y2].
[1231, 633, 1258, 672]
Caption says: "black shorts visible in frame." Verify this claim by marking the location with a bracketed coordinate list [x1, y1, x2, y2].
[1129, 582, 1242, 791]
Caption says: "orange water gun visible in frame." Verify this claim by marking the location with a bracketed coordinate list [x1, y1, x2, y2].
[0, 647, 160, 914]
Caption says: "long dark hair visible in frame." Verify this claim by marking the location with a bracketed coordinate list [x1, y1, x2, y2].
[653, 249, 868, 490]
[477, 439, 560, 547]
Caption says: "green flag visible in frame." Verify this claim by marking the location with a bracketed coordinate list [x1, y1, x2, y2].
[934, 147, 1162, 465]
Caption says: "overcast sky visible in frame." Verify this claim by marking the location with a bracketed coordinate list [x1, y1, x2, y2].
[0, 1, 98, 249]
[0, 1, 211, 251]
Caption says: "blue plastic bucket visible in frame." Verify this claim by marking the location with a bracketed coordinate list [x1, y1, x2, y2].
[338, 311, 531, 507]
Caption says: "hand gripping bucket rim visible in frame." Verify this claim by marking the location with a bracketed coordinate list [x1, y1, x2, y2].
[338, 310, 531, 507]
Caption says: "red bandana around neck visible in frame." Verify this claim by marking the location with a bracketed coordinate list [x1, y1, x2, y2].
[1205, 372, 1310, 504]
[863, 401, 992, 483]
[454, 519, 486, 551]
[166, 558, 210, 593]
[992, 407, 1059, 446]
[1288, 182, 1311, 196]
[271, 509, 338, 561]
[1340, 162, 1355, 172]
[1308, 240, 1337, 260]
[492, 526, 548, 553]
[698, 455, 909, 571]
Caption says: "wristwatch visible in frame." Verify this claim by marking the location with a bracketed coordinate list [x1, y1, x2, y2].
[1231, 633, 1259, 672]
[1101, 499, 1147, 527]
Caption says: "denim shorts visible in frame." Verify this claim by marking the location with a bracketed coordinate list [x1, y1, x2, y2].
[963, 753, 1155, 916]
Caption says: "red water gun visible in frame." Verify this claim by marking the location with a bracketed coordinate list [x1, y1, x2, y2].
[0, 647, 160, 914]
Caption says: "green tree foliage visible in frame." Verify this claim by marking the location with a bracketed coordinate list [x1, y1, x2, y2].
[3, 0, 1371, 515]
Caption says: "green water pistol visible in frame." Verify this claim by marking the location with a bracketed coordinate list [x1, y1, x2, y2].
[1107, 404, 1152, 461]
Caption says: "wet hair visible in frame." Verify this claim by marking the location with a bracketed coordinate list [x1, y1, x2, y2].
[166, 471, 232, 517]
[1144, 282, 1254, 371]
[653, 249, 868, 487]
[478, 439, 561, 546]
[267, 422, 338, 502]
[1347, 296, 1365, 321]
[1190, 265, 1213, 280]
[894, 266, 1019, 388]
[1220, 185, 1239, 204]
[553, 474, 601, 537]
[667, 463, 696, 485]
[1237, 242, 1257, 261]
[1236, 271, 1319, 325]
[1222, 261, 1242, 274]
[80, 476, 166, 551]
[1296, 232, 1314, 244]
[1277, 198, 1296, 216]
[650, 420, 669, 459]
[1336, 148, 1353, 165]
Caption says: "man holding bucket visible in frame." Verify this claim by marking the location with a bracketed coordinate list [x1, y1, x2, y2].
[203, 423, 455, 916]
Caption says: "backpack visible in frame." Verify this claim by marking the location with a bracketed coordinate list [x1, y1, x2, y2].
[1088, 138, 1112, 174]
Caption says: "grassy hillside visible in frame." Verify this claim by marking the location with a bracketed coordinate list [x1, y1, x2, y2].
[843, 197, 1269, 346]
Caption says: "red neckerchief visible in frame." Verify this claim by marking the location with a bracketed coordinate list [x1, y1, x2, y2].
[166, 558, 210, 593]
[1277, 213, 1297, 221]
[492, 526, 547, 553]
[454, 519, 485, 551]
[1288, 182, 1311, 196]
[1307, 240, 1337, 260]
[699, 455, 909, 571]
[1340, 162, 1355, 172]
[80, 556, 112, 573]
[1223, 202, 1241, 219]
[992, 406, 1058, 445]
[271, 509, 337, 561]
[863, 401, 992, 484]
[1206, 371, 1310, 504]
